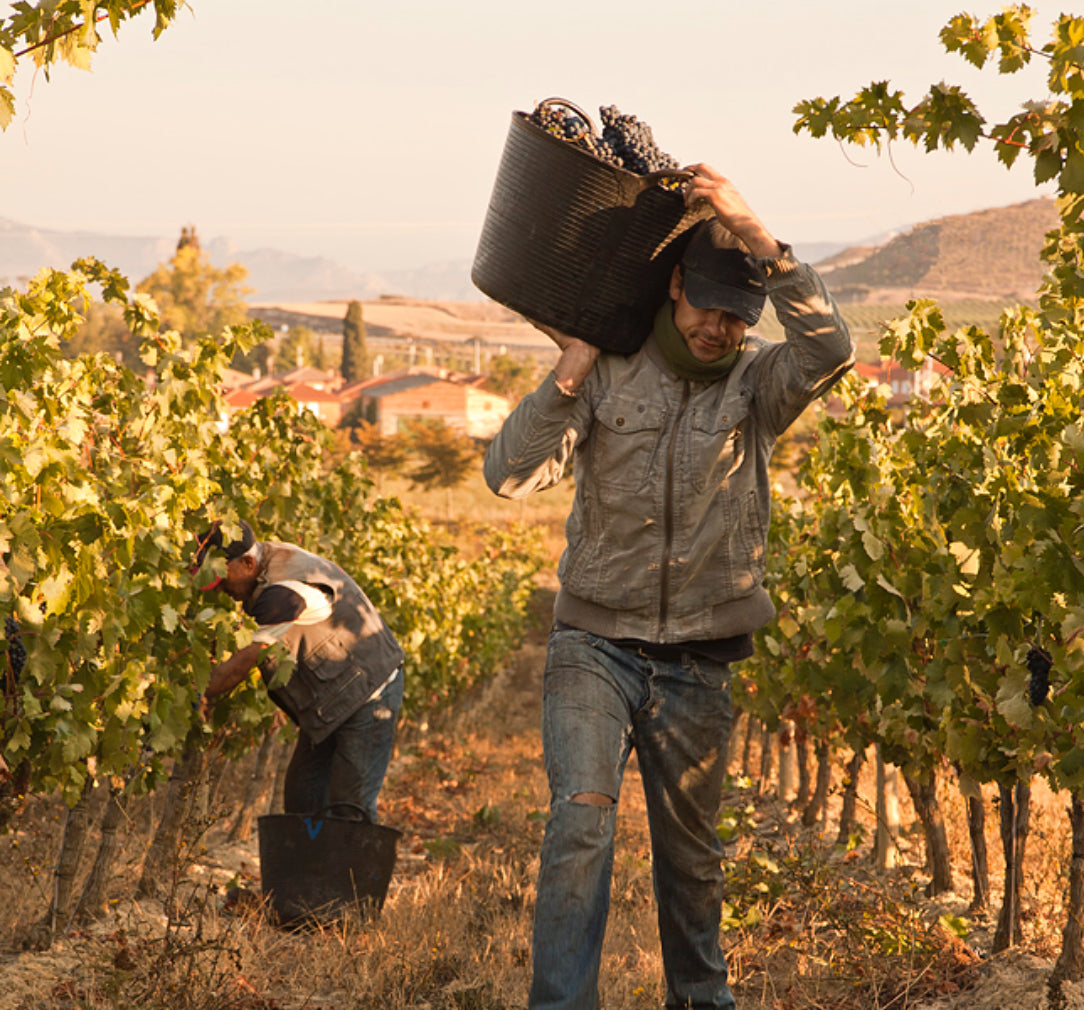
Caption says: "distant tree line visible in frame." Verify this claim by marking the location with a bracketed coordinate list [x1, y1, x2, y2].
[343, 418, 482, 519]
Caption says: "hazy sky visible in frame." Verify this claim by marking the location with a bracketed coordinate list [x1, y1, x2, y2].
[0, 1, 1070, 273]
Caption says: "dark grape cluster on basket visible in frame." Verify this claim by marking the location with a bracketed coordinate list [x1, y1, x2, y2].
[528, 101, 681, 180]
[5, 616, 25, 680]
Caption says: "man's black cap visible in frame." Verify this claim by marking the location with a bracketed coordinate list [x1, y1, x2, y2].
[681, 220, 767, 326]
[194, 520, 257, 569]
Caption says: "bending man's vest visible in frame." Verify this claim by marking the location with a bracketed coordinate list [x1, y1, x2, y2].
[249, 542, 404, 743]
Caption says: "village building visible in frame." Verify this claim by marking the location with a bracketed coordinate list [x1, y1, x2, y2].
[218, 364, 511, 437]
[823, 357, 951, 416]
[346, 369, 511, 438]
[284, 381, 344, 426]
[850, 358, 949, 406]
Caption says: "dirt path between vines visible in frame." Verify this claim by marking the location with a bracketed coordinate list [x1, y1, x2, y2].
[381, 585, 1084, 1010]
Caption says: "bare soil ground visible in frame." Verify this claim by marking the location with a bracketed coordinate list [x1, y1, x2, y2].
[1, 587, 1082, 1009]
[253, 297, 558, 354]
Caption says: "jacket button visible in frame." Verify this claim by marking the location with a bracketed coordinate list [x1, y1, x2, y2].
[616, 417, 625, 427]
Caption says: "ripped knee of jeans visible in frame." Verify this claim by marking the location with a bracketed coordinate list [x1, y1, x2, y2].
[570, 791, 615, 807]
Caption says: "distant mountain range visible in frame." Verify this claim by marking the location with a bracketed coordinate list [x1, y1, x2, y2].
[0, 218, 482, 302]
[0, 199, 1062, 305]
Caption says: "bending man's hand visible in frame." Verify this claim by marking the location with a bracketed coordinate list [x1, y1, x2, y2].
[682, 164, 783, 260]
[532, 320, 600, 395]
[200, 641, 267, 719]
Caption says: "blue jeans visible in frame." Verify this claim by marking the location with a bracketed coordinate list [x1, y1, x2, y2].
[530, 628, 736, 1010]
[283, 668, 403, 822]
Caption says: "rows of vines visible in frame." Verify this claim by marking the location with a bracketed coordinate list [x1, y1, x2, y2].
[0, 258, 544, 939]
[732, 5, 1084, 988]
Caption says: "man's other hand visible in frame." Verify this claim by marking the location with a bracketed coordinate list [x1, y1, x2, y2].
[531, 321, 601, 394]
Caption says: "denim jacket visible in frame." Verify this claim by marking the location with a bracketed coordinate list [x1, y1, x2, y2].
[483, 248, 854, 644]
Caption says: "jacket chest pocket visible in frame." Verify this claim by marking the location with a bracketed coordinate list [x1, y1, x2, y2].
[300, 629, 353, 681]
[590, 397, 665, 493]
[688, 405, 748, 494]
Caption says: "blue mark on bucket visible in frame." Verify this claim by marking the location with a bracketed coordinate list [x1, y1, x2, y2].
[303, 817, 323, 840]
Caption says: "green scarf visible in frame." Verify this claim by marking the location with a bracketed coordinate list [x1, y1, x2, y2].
[653, 301, 742, 382]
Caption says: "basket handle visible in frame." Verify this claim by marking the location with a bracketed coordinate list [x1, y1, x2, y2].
[641, 169, 695, 187]
[535, 96, 597, 139]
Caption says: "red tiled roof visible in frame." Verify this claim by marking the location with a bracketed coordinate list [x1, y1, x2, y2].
[242, 376, 285, 393]
[276, 367, 342, 389]
[284, 381, 338, 400]
[286, 382, 341, 403]
[223, 388, 261, 408]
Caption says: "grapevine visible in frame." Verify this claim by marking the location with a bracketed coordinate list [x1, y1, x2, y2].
[0, 259, 546, 808]
[737, 2, 1084, 967]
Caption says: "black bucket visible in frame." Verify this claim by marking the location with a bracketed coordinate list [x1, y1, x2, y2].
[257, 806, 401, 925]
[471, 99, 713, 353]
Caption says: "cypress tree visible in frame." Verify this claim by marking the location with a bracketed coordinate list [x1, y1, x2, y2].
[341, 300, 368, 382]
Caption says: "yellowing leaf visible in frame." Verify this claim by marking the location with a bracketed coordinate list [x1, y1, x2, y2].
[861, 531, 884, 561]
[777, 614, 800, 638]
[39, 568, 74, 613]
[840, 564, 865, 593]
[949, 541, 980, 576]
[876, 573, 904, 598]
[22, 449, 47, 478]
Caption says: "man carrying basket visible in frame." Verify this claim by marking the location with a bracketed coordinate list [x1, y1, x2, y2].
[484, 164, 854, 1010]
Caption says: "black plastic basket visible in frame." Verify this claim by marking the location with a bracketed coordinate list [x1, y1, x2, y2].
[471, 99, 712, 354]
[257, 806, 400, 925]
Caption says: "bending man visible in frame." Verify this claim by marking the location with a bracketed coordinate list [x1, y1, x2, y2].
[194, 520, 404, 822]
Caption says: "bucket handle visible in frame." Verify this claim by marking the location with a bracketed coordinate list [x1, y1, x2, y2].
[535, 96, 596, 140]
[315, 802, 372, 822]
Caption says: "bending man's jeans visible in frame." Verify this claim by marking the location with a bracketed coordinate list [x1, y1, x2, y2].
[530, 627, 736, 1010]
[283, 666, 403, 822]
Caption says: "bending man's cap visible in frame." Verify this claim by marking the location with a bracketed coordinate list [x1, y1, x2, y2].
[680, 220, 767, 326]
[193, 519, 257, 570]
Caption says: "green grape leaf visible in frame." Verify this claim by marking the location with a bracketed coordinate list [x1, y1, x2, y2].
[996, 668, 1034, 728]
[940, 13, 994, 69]
[1061, 149, 1084, 194]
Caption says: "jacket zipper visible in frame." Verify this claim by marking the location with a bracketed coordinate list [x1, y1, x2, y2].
[658, 381, 690, 640]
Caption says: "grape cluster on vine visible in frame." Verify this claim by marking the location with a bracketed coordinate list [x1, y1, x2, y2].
[1025, 645, 1052, 705]
[5, 616, 25, 680]
[527, 102, 681, 181]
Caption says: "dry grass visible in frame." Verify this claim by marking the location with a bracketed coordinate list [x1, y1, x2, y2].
[362, 458, 574, 579]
